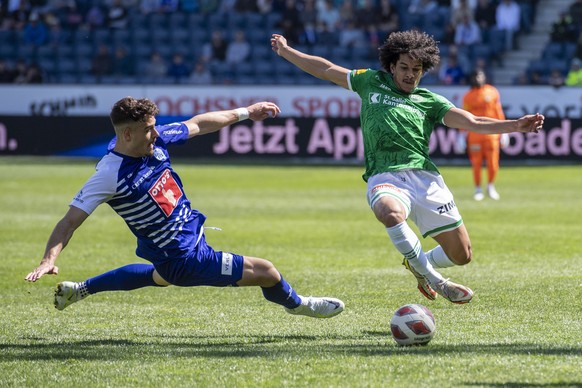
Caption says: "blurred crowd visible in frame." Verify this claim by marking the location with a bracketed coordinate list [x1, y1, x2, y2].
[0, 0, 580, 85]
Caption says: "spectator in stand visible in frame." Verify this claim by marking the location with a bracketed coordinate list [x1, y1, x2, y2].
[47, 21, 68, 48]
[529, 70, 545, 85]
[495, 0, 521, 51]
[338, 0, 354, 25]
[454, 13, 482, 46]
[143, 51, 167, 80]
[257, 0, 273, 14]
[166, 52, 190, 82]
[62, 2, 84, 30]
[451, 0, 477, 12]
[188, 60, 213, 84]
[378, 0, 399, 37]
[565, 58, 582, 86]
[139, 0, 159, 14]
[199, 0, 220, 14]
[355, 0, 380, 30]
[514, 71, 529, 85]
[12, 59, 28, 81]
[278, 0, 303, 44]
[451, 0, 474, 27]
[317, 0, 340, 33]
[201, 30, 228, 64]
[9, 1, 30, 31]
[235, 0, 259, 12]
[112, 46, 135, 76]
[549, 12, 578, 43]
[339, 19, 365, 48]
[299, 0, 318, 45]
[408, 0, 438, 16]
[548, 69, 565, 88]
[569, 0, 582, 26]
[23, 13, 48, 47]
[16, 62, 43, 83]
[159, 0, 179, 12]
[91, 43, 113, 77]
[86, 2, 105, 30]
[574, 32, 582, 60]
[474, 0, 496, 30]
[105, 0, 128, 29]
[0, 60, 16, 83]
[225, 30, 251, 65]
[439, 53, 466, 85]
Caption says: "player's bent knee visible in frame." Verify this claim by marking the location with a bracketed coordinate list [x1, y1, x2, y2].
[451, 247, 472, 265]
[152, 270, 171, 287]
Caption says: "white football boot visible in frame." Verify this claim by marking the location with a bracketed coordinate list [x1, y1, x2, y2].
[285, 296, 344, 318]
[54, 281, 89, 310]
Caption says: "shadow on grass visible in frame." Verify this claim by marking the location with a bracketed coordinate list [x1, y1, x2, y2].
[1, 334, 581, 362]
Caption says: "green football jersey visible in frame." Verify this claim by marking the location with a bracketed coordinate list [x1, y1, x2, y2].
[348, 68, 454, 181]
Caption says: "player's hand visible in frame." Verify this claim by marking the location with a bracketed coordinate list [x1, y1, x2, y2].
[271, 34, 288, 56]
[517, 113, 544, 133]
[247, 102, 281, 121]
[25, 262, 59, 282]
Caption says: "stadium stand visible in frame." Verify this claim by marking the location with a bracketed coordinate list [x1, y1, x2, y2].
[0, 0, 576, 85]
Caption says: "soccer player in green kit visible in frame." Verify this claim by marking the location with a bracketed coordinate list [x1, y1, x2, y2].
[271, 30, 544, 304]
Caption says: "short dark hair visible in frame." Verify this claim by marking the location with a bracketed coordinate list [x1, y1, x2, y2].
[110, 97, 159, 127]
[378, 30, 441, 73]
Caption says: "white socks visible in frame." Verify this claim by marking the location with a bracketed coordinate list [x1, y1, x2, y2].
[426, 245, 456, 268]
[386, 222, 444, 284]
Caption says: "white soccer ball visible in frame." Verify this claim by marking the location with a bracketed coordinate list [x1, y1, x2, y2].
[390, 304, 436, 346]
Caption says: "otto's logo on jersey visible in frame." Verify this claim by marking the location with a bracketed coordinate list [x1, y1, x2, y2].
[153, 148, 166, 161]
[148, 169, 183, 217]
[370, 93, 381, 104]
[355, 69, 367, 75]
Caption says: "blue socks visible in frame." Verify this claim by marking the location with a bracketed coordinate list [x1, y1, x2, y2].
[85, 263, 161, 294]
[261, 275, 302, 309]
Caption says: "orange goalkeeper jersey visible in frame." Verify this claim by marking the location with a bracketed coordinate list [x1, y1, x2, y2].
[462, 84, 505, 142]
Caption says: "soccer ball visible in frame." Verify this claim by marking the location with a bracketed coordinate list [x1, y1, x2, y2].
[390, 304, 436, 346]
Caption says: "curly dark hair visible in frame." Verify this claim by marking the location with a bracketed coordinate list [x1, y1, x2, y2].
[110, 97, 160, 127]
[378, 30, 441, 74]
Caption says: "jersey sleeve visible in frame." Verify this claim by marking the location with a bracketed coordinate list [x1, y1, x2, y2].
[431, 93, 455, 125]
[348, 68, 371, 94]
[156, 122, 189, 146]
[70, 158, 118, 215]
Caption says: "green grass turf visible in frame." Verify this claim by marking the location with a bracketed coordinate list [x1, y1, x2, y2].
[1, 158, 581, 387]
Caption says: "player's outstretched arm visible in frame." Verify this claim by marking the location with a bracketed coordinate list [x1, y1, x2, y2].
[445, 108, 545, 135]
[25, 206, 89, 282]
[271, 34, 350, 89]
[185, 102, 281, 138]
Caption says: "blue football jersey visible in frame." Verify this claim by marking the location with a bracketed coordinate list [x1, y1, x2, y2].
[71, 122, 206, 264]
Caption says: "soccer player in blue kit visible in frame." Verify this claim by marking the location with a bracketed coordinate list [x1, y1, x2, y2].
[25, 97, 344, 319]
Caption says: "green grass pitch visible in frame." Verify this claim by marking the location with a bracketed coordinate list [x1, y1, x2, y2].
[1, 158, 580, 387]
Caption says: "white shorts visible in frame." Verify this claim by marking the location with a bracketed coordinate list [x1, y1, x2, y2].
[366, 170, 463, 238]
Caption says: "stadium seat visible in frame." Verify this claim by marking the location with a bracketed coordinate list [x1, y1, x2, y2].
[542, 42, 564, 60]
[0, 41, 16, 59]
[168, 12, 188, 29]
[244, 13, 264, 30]
[92, 28, 112, 46]
[112, 29, 131, 49]
[148, 13, 170, 30]
[253, 61, 275, 78]
[470, 44, 492, 62]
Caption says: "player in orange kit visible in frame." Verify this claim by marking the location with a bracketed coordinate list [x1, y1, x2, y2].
[460, 69, 508, 201]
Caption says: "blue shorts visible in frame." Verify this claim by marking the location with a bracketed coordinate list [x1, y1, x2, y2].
[154, 234, 244, 287]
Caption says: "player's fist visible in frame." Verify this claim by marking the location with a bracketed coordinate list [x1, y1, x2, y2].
[271, 34, 288, 56]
